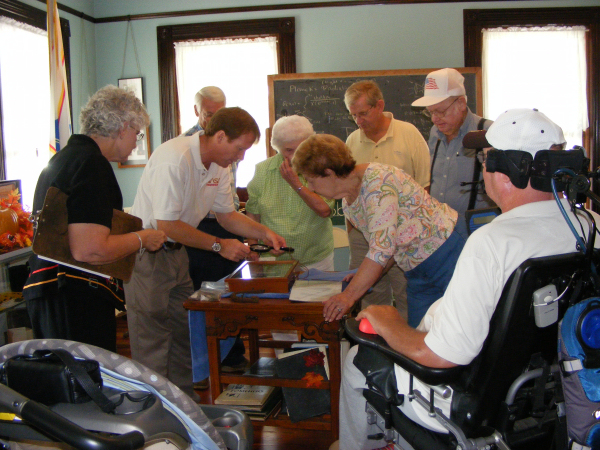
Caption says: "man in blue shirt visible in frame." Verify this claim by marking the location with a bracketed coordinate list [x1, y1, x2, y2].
[412, 68, 496, 240]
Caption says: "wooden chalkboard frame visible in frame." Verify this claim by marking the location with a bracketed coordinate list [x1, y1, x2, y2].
[268, 67, 482, 153]
[267, 68, 483, 225]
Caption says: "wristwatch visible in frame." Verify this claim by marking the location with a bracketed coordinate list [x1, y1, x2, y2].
[211, 237, 221, 253]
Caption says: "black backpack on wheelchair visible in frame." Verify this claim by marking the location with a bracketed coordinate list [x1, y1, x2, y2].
[345, 251, 600, 450]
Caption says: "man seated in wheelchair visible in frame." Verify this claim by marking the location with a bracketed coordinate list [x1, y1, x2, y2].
[337, 108, 599, 450]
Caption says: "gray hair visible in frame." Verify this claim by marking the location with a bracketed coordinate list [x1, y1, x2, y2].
[271, 115, 315, 153]
[79, 85, 150, 137]
[194, 86, 226, 111]
[344, 80, 383, 110]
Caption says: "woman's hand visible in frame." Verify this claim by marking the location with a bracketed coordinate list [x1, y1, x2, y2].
[139, 229, 167, 251]
[279, 158, 302, 189]
[322, 292, 355, 322]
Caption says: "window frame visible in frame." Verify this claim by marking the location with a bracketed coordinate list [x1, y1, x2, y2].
[464, 7, 600, 177]
[157, 17, 296, 144]
[0, 0, 71, 179]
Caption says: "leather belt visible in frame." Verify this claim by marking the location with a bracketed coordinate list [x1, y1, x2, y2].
[164, 241, 183, 250]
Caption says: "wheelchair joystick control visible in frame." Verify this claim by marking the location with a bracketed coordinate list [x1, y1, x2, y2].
[359, 318, 377, 334]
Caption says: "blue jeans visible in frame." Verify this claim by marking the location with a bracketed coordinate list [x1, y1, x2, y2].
[189, 311, 236, 382]
[404, 231, 466, 327]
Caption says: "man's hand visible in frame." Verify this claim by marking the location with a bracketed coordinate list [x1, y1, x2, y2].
[262, 229, 286, 252]
[357, 305, 403, 336]
[219, 239, 252, 262]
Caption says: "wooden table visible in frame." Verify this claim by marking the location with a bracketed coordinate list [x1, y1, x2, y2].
[183, 297, 342, 439]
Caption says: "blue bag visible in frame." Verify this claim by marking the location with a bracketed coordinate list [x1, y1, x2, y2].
[558, 298, 600, 449]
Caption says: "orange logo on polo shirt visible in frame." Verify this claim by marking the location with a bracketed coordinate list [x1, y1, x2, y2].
[207, 177, 220, 186]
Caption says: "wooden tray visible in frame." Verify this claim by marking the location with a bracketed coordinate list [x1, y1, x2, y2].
[225, 260, 298, 294]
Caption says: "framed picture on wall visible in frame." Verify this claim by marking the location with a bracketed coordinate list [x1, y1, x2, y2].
[0, 180, 22, 205]
[117, 77, 151, 168]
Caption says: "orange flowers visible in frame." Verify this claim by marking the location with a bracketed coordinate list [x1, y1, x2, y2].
[0, 189, 33, 253]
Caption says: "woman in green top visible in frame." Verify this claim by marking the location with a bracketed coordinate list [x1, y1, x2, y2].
[246, 115, 335, 269]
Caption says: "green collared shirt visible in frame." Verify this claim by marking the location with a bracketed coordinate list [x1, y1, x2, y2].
[246, 153, 335, 266]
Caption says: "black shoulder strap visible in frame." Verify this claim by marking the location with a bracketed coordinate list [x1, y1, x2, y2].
[41, 348, 116, 413]
[430, 138, 442, 188]
[467, 118, 488, 211]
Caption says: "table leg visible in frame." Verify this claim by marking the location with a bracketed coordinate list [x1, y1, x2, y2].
[207, 331, 222, 402]
[247, 328, 259, 364]
[328, 337, 341, 439]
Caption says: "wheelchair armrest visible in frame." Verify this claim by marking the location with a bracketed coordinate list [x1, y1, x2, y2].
[344, 318, 464, 386]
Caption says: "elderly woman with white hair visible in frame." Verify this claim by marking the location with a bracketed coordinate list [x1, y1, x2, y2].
[23, 85, 167, 352]
[246, 115, 335, 270]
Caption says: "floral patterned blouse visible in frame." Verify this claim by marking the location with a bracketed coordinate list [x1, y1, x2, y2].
[343, 163, 458, 272]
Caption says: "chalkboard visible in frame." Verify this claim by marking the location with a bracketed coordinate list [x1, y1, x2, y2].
[268, 68, 482, 142]
[268, 68, 482, 224]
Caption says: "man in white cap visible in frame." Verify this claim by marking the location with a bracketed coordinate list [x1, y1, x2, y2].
[331, 108, 596, 450]
[412, 68, 496, 240]
[344, 80, 431, 321]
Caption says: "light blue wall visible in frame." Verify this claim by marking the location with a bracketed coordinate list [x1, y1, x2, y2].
[19, 0, 600, 206]
[89, 0, 600, 206]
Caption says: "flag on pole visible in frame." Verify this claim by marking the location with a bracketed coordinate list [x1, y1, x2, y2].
[47, 0, 71, 155]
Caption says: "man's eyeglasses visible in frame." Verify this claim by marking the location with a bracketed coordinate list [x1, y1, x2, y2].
[349, 105, 374, 121]
[422, 97, 459, 120]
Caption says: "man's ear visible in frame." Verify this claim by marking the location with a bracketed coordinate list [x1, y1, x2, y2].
[376, 99, 385, 112]
[215, 130, 226, 143]
[194, 105, 200, 117]
[496, 171, 512, 185]
[323, 168, 336, 177]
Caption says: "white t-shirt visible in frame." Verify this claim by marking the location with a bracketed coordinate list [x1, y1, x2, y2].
[131, 132, 234, 233]
[394, 198, 599, 432]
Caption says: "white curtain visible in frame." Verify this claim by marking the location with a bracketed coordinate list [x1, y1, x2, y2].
[174, 37, 278, 186]
[0, 17, 50, 209]
[483, 26, 588, 149]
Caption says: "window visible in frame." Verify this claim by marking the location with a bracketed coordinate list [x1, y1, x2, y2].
[482, 26, 587, 149]
[0, 18, 50, 208]
[157, 17, 296, 186]
[464, 7, 600, 172]
[174, 36, 278, 186]
[0, 0, 71, 209]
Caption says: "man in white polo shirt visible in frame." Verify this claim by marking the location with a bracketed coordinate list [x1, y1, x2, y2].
[333, 108, 597, 450]
[125, 107, 286, 397]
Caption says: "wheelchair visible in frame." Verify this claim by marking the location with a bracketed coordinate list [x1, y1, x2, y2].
[0, 339, 253, 450]
[345, 251, 600, 450]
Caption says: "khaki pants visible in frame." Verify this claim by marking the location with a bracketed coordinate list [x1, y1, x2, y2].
[348, 227, 408, 319]
[124, 247, 194, 397]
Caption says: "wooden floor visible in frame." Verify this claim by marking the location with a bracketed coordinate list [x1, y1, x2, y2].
[116, 313, 335, 450]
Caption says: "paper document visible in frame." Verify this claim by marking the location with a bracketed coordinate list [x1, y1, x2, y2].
[289, 279, 342, 302]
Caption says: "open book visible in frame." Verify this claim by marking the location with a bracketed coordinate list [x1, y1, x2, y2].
[289, 279, 342, 302]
